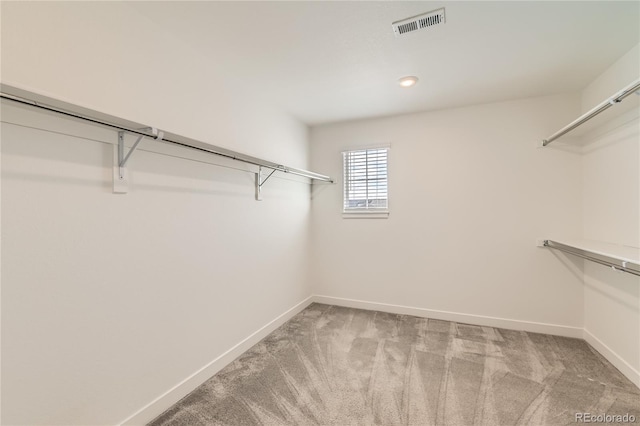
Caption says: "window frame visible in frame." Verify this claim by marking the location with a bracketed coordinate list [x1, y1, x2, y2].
[342, 146, 390, 219]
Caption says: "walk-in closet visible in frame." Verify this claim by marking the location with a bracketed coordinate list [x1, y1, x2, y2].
[1, 1, 639, 425]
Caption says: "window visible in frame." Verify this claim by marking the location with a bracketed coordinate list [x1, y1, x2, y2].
[343, 147, 389, 216]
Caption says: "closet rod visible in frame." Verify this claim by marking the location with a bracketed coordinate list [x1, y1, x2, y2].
[0, 87, 333, 183]
[543, 240, 640, 277]
[542, 78, 640, 146]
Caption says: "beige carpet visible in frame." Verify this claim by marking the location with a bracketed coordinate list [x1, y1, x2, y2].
[149, 303, 640, 425]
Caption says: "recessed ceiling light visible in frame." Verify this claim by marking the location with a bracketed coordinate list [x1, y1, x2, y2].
[399, 76, 419, 88]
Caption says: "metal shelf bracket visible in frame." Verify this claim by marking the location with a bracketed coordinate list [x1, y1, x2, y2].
[255, 166, 278, 201]
[113, 128, 164, 194]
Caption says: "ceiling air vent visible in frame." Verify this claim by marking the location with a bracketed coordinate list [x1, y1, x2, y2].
[392, 8, 446, 37]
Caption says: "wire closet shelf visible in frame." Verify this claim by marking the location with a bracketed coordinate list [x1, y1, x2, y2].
[542, 78, 640, 146]
[0, 84, 334, 195]
[543, 240, 640, 277]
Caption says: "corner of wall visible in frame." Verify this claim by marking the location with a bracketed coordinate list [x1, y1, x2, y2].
[119, 296, 315, 425]
[581, 43, 640, 111]
[579, 43, 640, 390]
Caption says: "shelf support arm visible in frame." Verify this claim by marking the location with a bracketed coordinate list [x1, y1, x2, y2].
[118, 132, 142, 178]
[117, 127, 164, 178]
[255, 166, 278, 201]
[114, 127, 164, 194]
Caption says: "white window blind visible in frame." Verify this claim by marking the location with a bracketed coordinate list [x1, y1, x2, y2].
[343, 148, 388, 212]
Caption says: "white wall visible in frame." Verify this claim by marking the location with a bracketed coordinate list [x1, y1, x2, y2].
[580, 44, 640, 386]
[582, 44, 639, 111]
[0, 2, 308, 167]
[1, 2, 313, 425]
[310, 94, 584, 331]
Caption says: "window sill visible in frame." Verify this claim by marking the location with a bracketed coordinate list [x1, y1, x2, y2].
[342, 211, 389, 219]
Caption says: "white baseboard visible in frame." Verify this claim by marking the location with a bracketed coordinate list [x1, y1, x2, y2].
[312, 295, 584, 338]
[118, 296, 315, 426]
[583, 328, 640, 388]
[118, 295, 638, 426]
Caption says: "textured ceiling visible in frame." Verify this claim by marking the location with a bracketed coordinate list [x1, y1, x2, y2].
[117, 2, 640, 125]
[130, 1, 640, 125]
